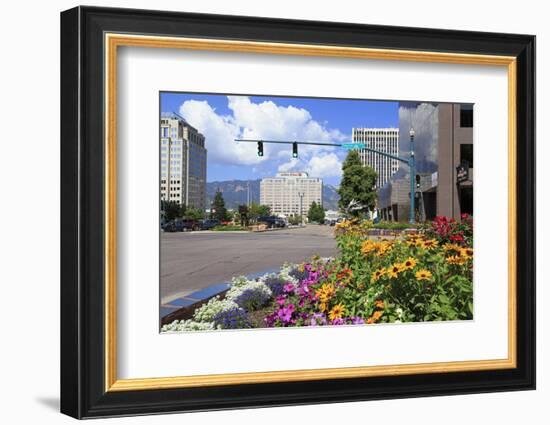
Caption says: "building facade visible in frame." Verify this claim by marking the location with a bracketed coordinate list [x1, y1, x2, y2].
[260, 172, 322, 217]
[376, 103, 473, 222]
[352, 127, 400, 188]
[160, 112, 207, 210]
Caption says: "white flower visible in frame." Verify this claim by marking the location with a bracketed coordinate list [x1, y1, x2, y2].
[193, 296, 239, 322]
[161, 319, 216, 332]
[226, 280, 272, 302]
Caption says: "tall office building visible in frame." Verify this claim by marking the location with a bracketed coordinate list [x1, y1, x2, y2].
[160, 112, 207, 210]
[352, 127, 400, 188]
[260, 172, 322, 217]
[377, 103, 474, 222]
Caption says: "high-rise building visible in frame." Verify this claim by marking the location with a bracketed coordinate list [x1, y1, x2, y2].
[352, 127, 400, 188]
[260, 172, 322, 217]
[160, 112, 207, 210]
[377, 103, 474, 222]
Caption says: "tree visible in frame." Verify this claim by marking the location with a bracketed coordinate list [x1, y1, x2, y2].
[288, 215, 303, 226]
[337, 150, 378, 217]
[161, 200, 185, 222]
[210, 190, 228, 221]
[184, 206, 205, 220]
[248, 202, 271, 222]
[308, 201, 325, 223]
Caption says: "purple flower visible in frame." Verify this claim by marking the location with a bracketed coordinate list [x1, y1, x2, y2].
[277, 303, 295, 323]
[331, 318, 345, 326]
[283, 283, 295, 293]
[308, 271, 319, 282]
[350, 316, 365, 325]
[276, 295, 286, 306]
[296, 284, 311, 297]
[309, 313, 327, 326]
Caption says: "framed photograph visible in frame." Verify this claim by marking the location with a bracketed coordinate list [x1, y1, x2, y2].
[60, 6, 535, 419]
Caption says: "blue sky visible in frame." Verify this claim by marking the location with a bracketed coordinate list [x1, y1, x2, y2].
[161, 92, 398, 185]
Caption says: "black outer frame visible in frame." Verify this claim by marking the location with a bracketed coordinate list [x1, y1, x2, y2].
[60, 6, 536, 419]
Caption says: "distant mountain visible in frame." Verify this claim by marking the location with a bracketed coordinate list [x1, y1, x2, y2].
[322, 184, 340, 211]
[206, 179, 262, 210]
[206, 179, 340, 211]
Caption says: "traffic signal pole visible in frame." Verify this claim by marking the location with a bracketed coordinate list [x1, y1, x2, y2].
[235, 133, 417, 224]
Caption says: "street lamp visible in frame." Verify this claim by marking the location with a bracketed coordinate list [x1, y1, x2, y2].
[298, 192, 304, 225]
[409, 128, 416, 224]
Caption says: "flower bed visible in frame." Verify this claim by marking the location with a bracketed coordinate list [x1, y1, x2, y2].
[161, 215, 473, 332]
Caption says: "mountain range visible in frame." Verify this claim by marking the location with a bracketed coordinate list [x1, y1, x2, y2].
[206, 179, 340, 211]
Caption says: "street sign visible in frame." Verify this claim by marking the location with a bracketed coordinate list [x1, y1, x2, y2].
[456, 163, 469, 184]
[342, 143, 365, 150]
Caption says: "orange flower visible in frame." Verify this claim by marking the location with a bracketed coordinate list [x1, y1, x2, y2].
[336, 268, 353, 281]
[367, 310, 384, 324]
[375, 300, 385, 309]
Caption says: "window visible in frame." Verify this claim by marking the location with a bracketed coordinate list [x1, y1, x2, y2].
[460, 105, 473, 128]
[460, 144, 473, 167]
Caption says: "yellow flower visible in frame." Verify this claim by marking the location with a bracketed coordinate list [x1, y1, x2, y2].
[315, 283, 336, 303]
[319, 302, 328, 312]
[446, 255, 467, 265]
[329, 303, 345, 321]
[460, 247, 474, 259]
[443, 243, 462, 253]
[415, 269, 433, 281]
[371, 268, 386, 283]
[361, 240, 376, 255]
[405, 234, 424, 247]
[375, 241, 393, 257]
[422, 239, 439, 249]
[402, 257, 417, 270]
[388, 263, 405, 278]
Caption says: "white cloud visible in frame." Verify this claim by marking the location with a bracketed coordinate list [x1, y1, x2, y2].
[305, 153, 343, 178]
[178, 96, 347, 174]
[277, 158, 301, 173]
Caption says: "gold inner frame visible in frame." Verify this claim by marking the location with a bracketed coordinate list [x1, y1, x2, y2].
[104, 33, 517, 392]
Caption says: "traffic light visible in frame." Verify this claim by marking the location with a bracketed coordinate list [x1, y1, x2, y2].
[257, 141, 264, 157]
[292, 142, 298, 158]
[415, 174, 421, 189]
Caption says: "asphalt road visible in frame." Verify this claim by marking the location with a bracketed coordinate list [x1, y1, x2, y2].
[161, 225, 337, 304]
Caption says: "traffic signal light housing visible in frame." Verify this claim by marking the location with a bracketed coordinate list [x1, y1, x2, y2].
[415, 174, 421, 189]
[257, 141, 264, 157]
[292, 142, 298, 158]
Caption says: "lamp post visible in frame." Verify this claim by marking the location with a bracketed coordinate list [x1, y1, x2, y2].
[298, 192, 304, 225]
[409, 128, 416, 224]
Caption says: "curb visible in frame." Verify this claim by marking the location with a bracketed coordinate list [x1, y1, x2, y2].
[160, 267, 280, 326]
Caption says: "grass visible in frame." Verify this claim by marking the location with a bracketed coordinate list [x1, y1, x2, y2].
[211, 225, 247, 231]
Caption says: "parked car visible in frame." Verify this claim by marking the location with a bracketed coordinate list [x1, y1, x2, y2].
[258, 216, 286, 228]
[198, 219, 220, 230]
[162, 219, 199, 232]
